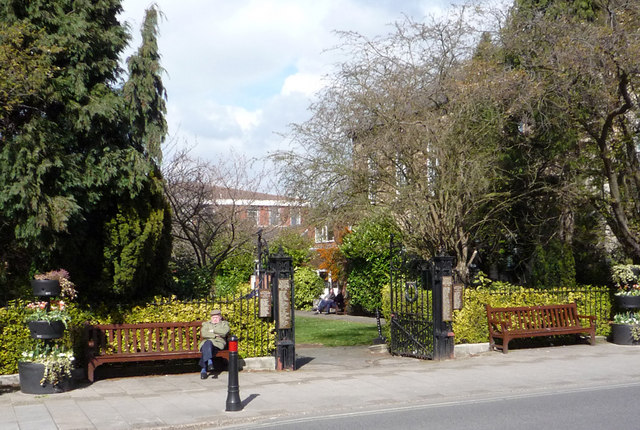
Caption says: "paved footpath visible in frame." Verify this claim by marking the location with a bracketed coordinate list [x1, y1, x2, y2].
[1, 336, 639, 430]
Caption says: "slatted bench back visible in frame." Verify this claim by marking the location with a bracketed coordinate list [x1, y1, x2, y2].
[87, 321, 203, 356]
[487, 303, 581, 332]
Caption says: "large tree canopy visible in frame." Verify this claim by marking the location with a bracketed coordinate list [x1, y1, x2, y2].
[277, 0, 640, 286]
[0, 1, 171, 302]
[275, 9, 524, 281]
[501, 0, 640, 265]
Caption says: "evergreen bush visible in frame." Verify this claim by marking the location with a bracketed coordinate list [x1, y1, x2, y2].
[0, 289, 275, 375]
[341, 214, 399, 313]
[452, 283, 611, 344]
[294, 266, 325, 310]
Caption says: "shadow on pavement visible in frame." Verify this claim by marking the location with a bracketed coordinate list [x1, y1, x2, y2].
[242, 393, 260, 408]
[295, 355, 315, 369]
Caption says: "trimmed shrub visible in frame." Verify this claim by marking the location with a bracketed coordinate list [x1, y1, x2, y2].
[115, 287, 274, 358]
[0, 300, 31, 375]
[380, 278, 611, 346]
[452, 283, 611, 344]
[0, 287, 275, 375]
[380, 284, 391, 341]
[294, 266, 324, 310]
[0, 299, 92, 375]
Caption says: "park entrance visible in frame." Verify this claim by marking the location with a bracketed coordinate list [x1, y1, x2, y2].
[388, 237, 459, 360]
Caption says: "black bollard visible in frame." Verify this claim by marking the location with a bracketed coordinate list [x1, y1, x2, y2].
[225, 335, 242, 412]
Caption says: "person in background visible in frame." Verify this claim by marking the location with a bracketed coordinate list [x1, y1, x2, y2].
[199, 309, 230, 379]
[316, 287, 336, 314]
[334, 286, 345, 313]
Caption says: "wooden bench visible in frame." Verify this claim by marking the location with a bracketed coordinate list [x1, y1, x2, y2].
[85, 321, 229, 382]
[485, 303, 596, 353]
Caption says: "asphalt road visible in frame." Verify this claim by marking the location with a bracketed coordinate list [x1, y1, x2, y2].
[219, 382, 640, 430]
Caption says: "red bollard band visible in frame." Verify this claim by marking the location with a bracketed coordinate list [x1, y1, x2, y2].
[229, 335, 238, 352]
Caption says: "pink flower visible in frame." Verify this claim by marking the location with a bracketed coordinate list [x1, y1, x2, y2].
[50, 300, 65, 311]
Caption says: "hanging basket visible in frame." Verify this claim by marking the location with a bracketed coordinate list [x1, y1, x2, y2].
[28, 320, 65, 339]
[614, 295, 640, 311]
[31, 279, 61, 297]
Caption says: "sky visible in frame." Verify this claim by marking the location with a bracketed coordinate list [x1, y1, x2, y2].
[118, 1, 458, 164]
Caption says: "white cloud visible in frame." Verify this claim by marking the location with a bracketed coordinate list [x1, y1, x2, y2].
[120, 0, 456, 162]
[281, 73, 325, 97]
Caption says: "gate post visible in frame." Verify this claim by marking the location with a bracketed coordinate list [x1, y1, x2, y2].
[432, 255, 455, 360]
[268, 247, 295, 370]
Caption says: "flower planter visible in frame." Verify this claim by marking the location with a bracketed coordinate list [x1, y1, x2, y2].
[18, 361, 73, 394]
[614, 294, 640, 311]
[610, 323, 640, 346]
[31, 279, 61, 297]
[28, 320, 65, 339]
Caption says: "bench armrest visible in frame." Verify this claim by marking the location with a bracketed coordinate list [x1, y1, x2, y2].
[488, 318, 512, 332]
[577, 314, 596, 325]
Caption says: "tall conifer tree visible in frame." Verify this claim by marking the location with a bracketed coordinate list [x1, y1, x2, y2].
[0, 1, 171, 301]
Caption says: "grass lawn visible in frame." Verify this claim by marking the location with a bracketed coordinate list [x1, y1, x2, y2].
[295, 315, 381, 347]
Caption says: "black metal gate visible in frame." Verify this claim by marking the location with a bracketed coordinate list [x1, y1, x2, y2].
[389, 236, 455, 360]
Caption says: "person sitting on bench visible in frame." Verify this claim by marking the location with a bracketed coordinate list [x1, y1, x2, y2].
[199, 309, 230, 379]
[316, 287, 336, 314]
[334, 287, 345, 313]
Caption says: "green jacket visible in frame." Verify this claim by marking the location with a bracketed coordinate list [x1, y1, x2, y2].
[199, 320, 230, 350]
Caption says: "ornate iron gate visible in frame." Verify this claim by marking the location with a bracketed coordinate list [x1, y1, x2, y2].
[389, 236, 456, 360]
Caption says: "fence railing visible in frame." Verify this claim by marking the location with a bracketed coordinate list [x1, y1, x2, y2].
[149, 292, 274, 358]
[211, 292, 274, 358]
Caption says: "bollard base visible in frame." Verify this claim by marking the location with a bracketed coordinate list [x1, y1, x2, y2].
[225, 395, 243, 412]
[372, 336, 386, 345]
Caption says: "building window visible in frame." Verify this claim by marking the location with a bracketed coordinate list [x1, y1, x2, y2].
[270, 208, 280, 226]
[290, 208, 301, 226]
[315, 226, 334, 243]
[247, 208, 257, 226]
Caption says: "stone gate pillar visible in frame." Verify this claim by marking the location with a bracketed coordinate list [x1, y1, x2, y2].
[432, 255, 455, 360]
[269, 247, 295, 370]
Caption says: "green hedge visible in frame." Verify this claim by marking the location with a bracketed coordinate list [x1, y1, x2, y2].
[120, 294, 275, 359]
[452, 285, 612, 344]
[0, 300, 31, 375]
[0, 300, 93, 375]
[381, 280, 612, 346]
[0, 286, 275, 375]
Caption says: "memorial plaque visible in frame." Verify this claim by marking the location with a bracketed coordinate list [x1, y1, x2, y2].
[277, 279, 292, 329]
[453, 283, 464, 310]
[259, 289, 271, 318]
[442, 275, 453, 321]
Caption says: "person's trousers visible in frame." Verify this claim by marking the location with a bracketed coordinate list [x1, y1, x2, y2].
[318, 299, 334, 313]
[199, 340, 221, 369]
